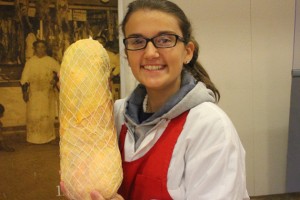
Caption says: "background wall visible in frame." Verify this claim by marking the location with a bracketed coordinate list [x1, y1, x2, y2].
[118, 0, 295, 196]
[286, 0, 300, 193]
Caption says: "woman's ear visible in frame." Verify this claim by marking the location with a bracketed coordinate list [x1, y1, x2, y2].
[185, 41, 195, 63]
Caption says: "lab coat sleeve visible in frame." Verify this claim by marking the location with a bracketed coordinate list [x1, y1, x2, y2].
[181, 103, 249, 200]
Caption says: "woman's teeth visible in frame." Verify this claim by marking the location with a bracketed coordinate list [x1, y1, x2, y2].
[144, 65, 163, 70]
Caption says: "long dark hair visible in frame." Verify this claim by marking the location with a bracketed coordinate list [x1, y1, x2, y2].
[121, 0, 220, 101]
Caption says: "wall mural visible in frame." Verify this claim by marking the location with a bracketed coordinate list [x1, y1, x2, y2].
[0, 0, 119, 199]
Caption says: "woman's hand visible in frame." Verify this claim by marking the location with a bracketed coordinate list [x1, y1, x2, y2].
[90, 190, 124, 200]
[60, 181, 124, 200]
[59, 181, 69, 198]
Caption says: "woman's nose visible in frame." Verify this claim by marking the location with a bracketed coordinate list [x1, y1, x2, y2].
[143, 41, 159, 58]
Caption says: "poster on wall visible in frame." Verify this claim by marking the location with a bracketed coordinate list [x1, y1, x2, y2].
[0, 0, 120, 199]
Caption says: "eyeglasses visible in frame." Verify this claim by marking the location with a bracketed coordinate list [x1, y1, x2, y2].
[123, 34, 186, 51]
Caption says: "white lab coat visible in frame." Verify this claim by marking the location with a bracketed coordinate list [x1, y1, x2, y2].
[114, 99, 250, 200]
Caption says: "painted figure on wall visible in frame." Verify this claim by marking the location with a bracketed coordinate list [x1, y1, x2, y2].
[20, 40, 60, 144]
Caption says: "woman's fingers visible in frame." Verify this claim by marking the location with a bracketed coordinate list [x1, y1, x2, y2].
[112, 194, 125, 200]
[90, 191, 124, 200]
[90, 190, 105, 200]
[61, 181, 123, 200]
[60, 181, 68, 196]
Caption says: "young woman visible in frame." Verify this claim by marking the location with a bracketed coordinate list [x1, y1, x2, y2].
[63, 0, 249, 199]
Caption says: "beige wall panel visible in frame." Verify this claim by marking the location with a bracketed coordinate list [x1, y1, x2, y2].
[176, 0, 255, 195]
[251, 0, 294, 195]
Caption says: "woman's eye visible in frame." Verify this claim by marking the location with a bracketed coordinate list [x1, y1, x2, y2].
[132, 38, 145, 45]
[156, 36, 173, 45]
[159, 38, 170, 43]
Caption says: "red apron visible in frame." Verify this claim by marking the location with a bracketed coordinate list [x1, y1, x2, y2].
[118, 111, 189, 200]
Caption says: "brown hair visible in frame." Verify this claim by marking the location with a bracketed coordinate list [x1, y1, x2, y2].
[121, 0, 220, 101]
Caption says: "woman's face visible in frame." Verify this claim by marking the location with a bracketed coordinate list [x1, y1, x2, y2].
[124, 10, 194, 93]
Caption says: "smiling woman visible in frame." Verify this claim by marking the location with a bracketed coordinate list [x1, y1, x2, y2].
[123, 9, 194, 101]
[89, 0, 248, 199]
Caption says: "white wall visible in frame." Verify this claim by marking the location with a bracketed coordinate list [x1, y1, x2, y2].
[118, 0, 295, 196]
[251, 1, 294, 195]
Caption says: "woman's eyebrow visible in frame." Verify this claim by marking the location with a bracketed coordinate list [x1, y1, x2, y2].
[157, 31, 177, 35]
[126, 33, 144, 38]
[126, 31, 178, 38]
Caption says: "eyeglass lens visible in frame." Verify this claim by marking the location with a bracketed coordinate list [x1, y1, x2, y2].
[124, 34, 181, 50]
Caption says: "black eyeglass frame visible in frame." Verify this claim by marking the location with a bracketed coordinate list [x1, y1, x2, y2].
[123, 34, 186, 51]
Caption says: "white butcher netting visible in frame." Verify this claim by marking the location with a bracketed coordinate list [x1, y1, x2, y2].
[59, 39, 123, 200]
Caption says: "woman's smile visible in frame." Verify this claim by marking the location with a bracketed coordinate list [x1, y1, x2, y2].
[142, 65, 166, 71]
